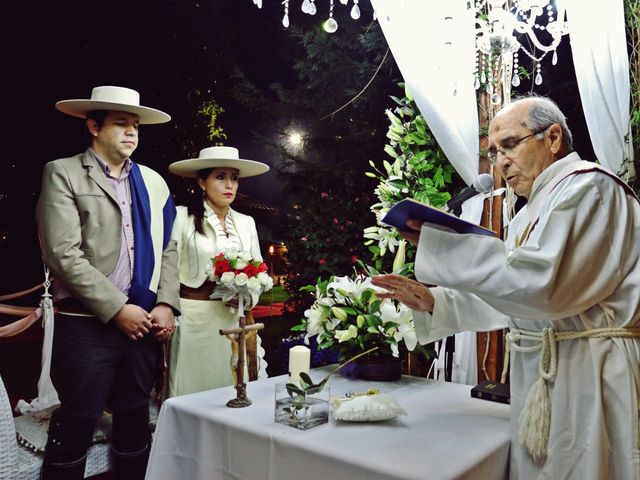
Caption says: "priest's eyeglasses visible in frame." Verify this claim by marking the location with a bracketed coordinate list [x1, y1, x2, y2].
[487, 126, 550, 164]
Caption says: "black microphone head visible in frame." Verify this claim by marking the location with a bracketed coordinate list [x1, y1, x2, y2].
[473, 173, 494, 193]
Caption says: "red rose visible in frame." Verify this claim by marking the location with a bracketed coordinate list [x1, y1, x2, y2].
[243, 264, 259, 277]
[215, 260, 232, 276]
[258, 262, 268, 273]
[319, 259, 326, 265]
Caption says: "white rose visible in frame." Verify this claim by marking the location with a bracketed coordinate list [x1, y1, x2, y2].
[225, 248, 239, 261]
[238, 250, 252, 262]
[262, 276, 274, 291]
[247, 276, 262, 294]
[236, 259, 249, 270]
[220, 271, 235, 287]
[257, 272, 270, 286]
[235, 272, 249, 287]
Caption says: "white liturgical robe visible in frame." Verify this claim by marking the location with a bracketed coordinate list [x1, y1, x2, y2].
[412, 153, 640, 479]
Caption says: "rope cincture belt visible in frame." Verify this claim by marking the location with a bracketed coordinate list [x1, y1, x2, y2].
[506, 326, 640, 464]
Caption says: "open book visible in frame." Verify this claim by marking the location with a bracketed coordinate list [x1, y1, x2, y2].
[381, 198, 496, 237]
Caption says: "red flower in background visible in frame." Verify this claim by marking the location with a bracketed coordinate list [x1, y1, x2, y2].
[258, 263, 269, 273]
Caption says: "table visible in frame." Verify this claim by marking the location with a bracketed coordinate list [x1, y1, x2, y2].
[146, 370, 510, 480]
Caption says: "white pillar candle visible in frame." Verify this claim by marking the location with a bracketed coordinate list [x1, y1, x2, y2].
[288, 345, 311, 384]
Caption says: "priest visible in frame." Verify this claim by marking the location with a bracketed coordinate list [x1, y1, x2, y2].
[373, 95, 640, 479]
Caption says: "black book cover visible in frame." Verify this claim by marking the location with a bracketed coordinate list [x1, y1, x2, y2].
[381, 198, 497, 236]
[471, 381, 510, 404]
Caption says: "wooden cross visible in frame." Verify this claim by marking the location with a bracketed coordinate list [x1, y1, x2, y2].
[219, 312, 264, 408]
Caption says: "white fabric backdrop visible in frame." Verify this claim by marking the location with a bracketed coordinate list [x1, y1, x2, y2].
[371, 0, 479, 187]
[563, 0, 633, 175]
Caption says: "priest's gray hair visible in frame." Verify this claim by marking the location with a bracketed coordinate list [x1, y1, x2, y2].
[521, 95, 574, 152]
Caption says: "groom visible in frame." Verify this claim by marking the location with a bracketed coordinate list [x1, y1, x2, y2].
[37, 86, 180, 479]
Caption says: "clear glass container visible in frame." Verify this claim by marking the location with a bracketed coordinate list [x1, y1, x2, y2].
[274, 381, 330, 430]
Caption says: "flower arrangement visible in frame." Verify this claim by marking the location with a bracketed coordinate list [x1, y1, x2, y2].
[207, 247, 274, 310]
[293, 274, 417, 360]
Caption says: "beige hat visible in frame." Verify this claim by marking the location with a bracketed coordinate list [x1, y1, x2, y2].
[169, 146, 270, 178]
[55, 86, 171, 124]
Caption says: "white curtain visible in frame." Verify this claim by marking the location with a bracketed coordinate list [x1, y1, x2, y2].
[371, 0, 480, 186]
[564, 0, 633, 175]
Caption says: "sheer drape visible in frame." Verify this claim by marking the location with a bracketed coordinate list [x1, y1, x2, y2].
[564, 0, 633, 175]
[371, 0, 479, 186]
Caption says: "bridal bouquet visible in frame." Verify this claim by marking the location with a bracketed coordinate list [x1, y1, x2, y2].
[207, 248, 273, 310]
[294, 274, 417, 360]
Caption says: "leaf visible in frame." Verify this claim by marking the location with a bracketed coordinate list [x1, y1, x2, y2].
[299, 371, 313, 386]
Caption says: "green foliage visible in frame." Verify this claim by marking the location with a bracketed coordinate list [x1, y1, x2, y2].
[198, 99, 227, 145]
[624, 0, 640, 191]
[363, 84, 461, 273]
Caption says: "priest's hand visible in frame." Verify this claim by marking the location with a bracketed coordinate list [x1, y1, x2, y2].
[371, 274, 435, 312]
[398, 218, 423, 246]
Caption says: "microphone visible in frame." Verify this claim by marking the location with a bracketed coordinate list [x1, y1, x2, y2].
[445, 173, 494, 216]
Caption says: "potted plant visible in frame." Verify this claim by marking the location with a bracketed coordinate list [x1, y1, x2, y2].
[293, 274, 417, 381]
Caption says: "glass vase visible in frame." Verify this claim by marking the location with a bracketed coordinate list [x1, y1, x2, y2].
[274, 381, 330, 430]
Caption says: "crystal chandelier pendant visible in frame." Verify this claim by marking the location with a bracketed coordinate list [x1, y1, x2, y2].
[474, 76, 481, 90]
[282, 0, 290, 28]
[511, 74, 520, 87]
[351, 1, 360, 20]
[552, 50, 558, 65]
[534, 63, 542, 85]
[340, 0, 348, 4]
[253, 0, 262, 8]
[301, 0, 311, 14]
[324, 17, 339, 33]
[491, 93, 502, 105]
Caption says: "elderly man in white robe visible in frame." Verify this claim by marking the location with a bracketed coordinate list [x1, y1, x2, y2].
[372, 96, 640, 480]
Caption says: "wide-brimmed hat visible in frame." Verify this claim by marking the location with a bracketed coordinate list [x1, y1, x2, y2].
[169, 146, 269, 178]
[55, 86, 171, 124]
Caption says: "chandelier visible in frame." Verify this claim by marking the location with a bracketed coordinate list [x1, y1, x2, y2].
[474, 0, 569, 102]
[252, 0, 373, 33]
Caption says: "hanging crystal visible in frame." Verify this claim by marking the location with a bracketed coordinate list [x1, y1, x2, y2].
[552, 50, 558, 65]
[301, 0, 312, 14]
[351, 0, 360, 19]
[340, 0, 348, 4]
[474, 75, 480, 90]
[324, 0, 338, 33]
[511, 73, 520, 87]
[253, 0, 262, 8]
[491, 93, 502, 105]
[324, 17, 338, 32]
[534, 63, 543, 85]
[282, 0, 290, 27]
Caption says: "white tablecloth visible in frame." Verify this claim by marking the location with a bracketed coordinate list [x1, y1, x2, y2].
[146, 370, 510, 480]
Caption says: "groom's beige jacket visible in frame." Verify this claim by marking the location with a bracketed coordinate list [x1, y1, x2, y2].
[36, 150, 180, 323]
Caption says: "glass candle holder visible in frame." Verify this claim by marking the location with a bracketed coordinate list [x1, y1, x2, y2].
[274, 381, 330, 430]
